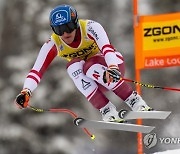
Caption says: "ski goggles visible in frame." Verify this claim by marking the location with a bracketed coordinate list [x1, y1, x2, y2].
[52, 22, 77, 36]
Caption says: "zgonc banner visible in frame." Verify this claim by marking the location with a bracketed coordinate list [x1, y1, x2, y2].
[135, 12, 180, 69]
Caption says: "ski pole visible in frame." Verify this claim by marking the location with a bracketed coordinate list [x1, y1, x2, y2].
[27, 105, 96, 140]
[121, 77, 180, 92]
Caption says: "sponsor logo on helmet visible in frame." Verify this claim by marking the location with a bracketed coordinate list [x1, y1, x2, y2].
[55, 13, 66, 24]
[52, 10, 69, 26]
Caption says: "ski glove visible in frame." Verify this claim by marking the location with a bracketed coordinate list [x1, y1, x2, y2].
[15, 89, 32, 109]
[103, 65, 121, 85]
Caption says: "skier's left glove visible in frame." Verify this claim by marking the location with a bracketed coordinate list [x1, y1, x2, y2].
[103, 65, 121, 85]
[15, 89, 32, 109]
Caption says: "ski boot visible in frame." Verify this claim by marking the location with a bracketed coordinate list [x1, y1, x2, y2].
[100, 102, 125, 123]
[125, 91, 154, 112]
[138, 105, 154, 111]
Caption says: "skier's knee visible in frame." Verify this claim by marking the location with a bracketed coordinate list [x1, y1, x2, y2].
[83, 56, 106, 74]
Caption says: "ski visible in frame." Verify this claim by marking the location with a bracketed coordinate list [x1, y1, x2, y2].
[119, 110, 171, 120]
[74, 118, 155, 133]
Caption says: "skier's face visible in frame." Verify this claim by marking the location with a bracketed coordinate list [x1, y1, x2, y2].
[60, 29, 76, 44]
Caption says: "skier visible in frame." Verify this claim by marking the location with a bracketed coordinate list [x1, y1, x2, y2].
[15, 4, 153, 122]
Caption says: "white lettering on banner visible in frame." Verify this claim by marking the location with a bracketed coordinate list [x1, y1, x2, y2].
[145, 58, 164, 67]
[145, 57, 180, 68]
[167, 58, 180, 65]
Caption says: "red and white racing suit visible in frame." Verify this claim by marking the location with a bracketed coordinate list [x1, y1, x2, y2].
[23, 19, 133, 110]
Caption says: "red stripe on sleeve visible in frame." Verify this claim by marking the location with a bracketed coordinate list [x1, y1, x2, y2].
[116, 54, 124, 61]
[39, 45, 57, 76]
[87, 87, 98, 100]
[30, 70, 42, 79]
[103, 50, 114, 56]
[27, 75, 39, 84]
[102, 44, 114, 52]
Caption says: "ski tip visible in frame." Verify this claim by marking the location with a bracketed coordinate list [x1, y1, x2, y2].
[148, 126, 155, 133]
[140, 126, 155, 134]
[166, 111, 171, 114]
[164, 111, 171, 118]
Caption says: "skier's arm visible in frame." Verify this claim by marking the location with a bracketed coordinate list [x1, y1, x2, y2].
[15, 38, 58, 108]
[86, 20, 122, 83]
[23, 39, 57, 92]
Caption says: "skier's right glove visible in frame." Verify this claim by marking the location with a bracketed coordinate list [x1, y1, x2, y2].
[103, 65, 121, 85]
[15, 89, 32, 109]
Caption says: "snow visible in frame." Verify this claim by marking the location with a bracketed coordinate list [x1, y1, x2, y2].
[154, 149, 180, 154]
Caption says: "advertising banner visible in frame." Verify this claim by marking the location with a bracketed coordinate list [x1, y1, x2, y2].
[135, 12, 180, 69]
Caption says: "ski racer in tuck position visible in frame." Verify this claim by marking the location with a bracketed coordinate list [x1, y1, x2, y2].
[15, 4, 153, 122]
